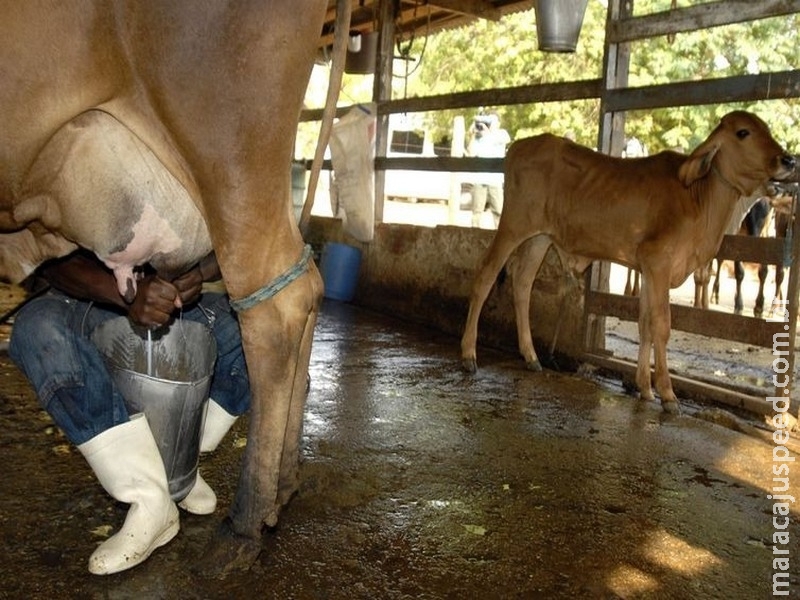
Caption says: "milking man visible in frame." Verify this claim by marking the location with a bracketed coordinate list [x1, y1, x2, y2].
[8, 249, 251, 575]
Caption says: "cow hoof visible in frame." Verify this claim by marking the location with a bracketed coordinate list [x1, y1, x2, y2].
[662, 400, 681, 415]
[193, 518, 263, 579]
[525, 359, 543, 372]
[276, 481, 300, 512]
[462, 357, 477, 374]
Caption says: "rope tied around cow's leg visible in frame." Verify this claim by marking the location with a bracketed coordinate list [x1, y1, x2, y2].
[229, 244, 313, 313]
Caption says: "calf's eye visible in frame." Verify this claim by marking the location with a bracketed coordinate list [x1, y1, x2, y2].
[736, 129, 750, 139]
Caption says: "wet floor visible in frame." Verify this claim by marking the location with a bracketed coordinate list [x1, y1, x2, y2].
[0, 299, 798, 599]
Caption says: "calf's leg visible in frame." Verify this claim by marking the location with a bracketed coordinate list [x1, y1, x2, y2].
[711, 259, 722, 305]
[692, 264, 710, 309]
[635, 280, 655, 403]
[772, 265, 786, 316]
[637, 264, 680, 413]
[508, 236, 551, 370]
[624, 268, 640, 296]
[733, 260, 745, 314]
[649, 291, 679, 413]
[754, 262, 768, 317]
[461, 232, 529, 372]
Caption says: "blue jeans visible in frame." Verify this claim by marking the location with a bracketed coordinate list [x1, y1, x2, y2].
[9, 290, 250, 445]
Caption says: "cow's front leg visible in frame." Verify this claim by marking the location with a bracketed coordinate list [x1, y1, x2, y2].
[646, 275, 680, 414]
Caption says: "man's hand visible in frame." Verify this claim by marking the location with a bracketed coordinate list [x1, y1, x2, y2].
[39, 250, 216, 329]
[172, 266, 204, 307]
[127, 274, 181, 328]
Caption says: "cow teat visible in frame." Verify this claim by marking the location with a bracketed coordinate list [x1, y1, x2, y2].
[112, 266, 138, 303]
[122, 278, 136, 303]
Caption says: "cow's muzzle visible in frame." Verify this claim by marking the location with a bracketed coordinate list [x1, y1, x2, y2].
[776, 154, 797, 181]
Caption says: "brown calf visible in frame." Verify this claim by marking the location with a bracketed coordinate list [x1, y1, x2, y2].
[462, 111, 795, 413]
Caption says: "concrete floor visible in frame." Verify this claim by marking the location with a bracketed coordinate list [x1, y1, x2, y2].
[0, 299, 798, 599]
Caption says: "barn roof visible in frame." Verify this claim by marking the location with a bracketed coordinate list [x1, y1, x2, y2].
[321, 0, 535, 45]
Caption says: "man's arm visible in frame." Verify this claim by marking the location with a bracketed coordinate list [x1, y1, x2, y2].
[39, 250, 128, 309]
[39, 250, 217, 328]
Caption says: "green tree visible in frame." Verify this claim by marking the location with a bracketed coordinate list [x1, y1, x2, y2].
[399, 1, 799, 154]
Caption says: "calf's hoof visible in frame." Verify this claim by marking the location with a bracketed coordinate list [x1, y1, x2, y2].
[462, 357, 478, 374]
[638, 388, 655, 403]
[662, 400, 681, 415]
[525, 359, 543, 372]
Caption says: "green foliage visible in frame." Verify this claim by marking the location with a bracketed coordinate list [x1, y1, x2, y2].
[398, 1, 799, 154]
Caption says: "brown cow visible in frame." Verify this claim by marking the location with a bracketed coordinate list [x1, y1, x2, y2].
[461, 112, 795, 414]
[0, 0, 347, 576]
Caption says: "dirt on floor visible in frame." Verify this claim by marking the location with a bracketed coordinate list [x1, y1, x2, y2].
[0, 286, 798, 599]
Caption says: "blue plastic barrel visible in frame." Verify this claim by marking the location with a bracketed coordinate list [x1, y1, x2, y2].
[320, 242, 362, 302]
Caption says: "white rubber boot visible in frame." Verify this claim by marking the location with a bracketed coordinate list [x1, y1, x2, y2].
[178, 400, 238, 515]
[78, 413, 180, 575]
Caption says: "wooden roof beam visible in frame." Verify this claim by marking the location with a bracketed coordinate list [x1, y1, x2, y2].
[427, 0, 502, 21]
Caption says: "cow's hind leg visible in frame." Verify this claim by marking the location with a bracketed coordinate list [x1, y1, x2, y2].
[276, 266, 322, 509]
[635, 278, 655, 403]
[754, 262, 768, 317]
[733, 260, 745, 314]
[508, 236, 551, 370]
[624, 268, 640, 296]
[771, 213, 790, 315]
[461, 232, 529, 372]
[771, 265, 786, 316]
[197, 248, 323, 578]
[711, 258, 722, 305]
[692, 263, 710, 309]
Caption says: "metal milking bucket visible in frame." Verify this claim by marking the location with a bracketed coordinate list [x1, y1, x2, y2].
[92, 317, 217, 501]
[534, 0, 589, 53]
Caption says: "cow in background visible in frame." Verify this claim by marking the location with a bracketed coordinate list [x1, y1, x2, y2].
[708, 196, 788, 316]
[692, 191, 765, 311]
[693, 187, 794, 317]
[461, 112, 795, 414]
[0, 0, 345, 576]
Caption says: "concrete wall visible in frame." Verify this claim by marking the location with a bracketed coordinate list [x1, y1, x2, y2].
[306, 216, 587, 369]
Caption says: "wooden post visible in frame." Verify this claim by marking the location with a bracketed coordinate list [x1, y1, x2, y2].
[585, 0, 633, 356]
[448, 116, 466, 225]
[776, 188, 800, 423]
[372, 0, 395, 225]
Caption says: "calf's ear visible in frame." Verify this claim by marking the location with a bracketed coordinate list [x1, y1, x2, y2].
[678, 143, 719, 186]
